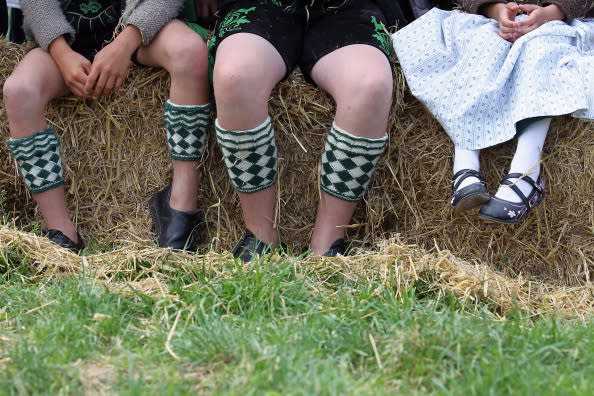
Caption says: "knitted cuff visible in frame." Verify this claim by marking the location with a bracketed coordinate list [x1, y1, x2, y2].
[215, 117, 277, 193]
[7, 126, 64, 194]
[320, 122, 387, 202]
[164, 100, 213, 161]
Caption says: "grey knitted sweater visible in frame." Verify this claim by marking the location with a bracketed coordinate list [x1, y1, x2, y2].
[459, 0, 594, 21]
[20, 0, 184, 50]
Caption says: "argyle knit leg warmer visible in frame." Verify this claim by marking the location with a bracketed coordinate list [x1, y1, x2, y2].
[7, 126, 64, 194]
[215, 117, 277, 193]
[320, 122, 387, 202]
[164, 100, 213, 161]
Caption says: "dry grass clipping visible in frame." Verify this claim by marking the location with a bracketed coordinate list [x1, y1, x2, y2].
[1, 39, 593, 287]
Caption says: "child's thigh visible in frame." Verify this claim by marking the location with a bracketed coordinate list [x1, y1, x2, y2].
[4, 48, 68, 100]
[211, 0, 304, 80]
[301, 0, 392, 84]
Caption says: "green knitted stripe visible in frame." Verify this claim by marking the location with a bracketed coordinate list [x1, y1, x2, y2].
[7, 126, 60, 159]
[326, 122, 387, 155]
[215, 118, 274, 148]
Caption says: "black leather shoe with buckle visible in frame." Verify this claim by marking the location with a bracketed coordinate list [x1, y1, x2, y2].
[479, 173, 544, 224]
[451, 169, 490, 216]
[149, 185, 204, 252]
[42, 228, 85, 252]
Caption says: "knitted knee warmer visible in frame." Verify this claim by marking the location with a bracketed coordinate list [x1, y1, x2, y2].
[7, 126, 64, 194]
[164, 100, 213, 161]
[215, 117, 277, 193]
[320, 122, 387, 202]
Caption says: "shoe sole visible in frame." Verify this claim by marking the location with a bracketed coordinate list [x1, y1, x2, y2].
[452, 193, 490, 216]
[478, 212, 522, 224]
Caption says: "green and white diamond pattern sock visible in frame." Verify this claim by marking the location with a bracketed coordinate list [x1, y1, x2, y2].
[164, 100, 213, 161]
[7, 126, 64, 194]
[215, 117, 277, 193]
[321, 122, 387, 202]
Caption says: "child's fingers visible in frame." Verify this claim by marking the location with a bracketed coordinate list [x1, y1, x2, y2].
[518, 4, 540, 13]
[104, 75, 118, 95]
[84, 68, 100, 94]
[68, 79, 89, 97]
[498, 30, 518, 42]
[81, 59, 92, 74]
[92, 72, 111, 97]
[113, 75, 125, 92]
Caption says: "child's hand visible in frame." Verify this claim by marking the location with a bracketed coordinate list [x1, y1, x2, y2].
[482, 2, 522, 42]
[84, 25, 142, 97]
[84, 41, 132, 97]
[49, 36, 92, 97]
[515, 4, 566, 35]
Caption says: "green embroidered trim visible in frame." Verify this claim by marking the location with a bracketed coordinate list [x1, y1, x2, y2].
[217, 7, 256, 38]
[371, 16, 391, 56]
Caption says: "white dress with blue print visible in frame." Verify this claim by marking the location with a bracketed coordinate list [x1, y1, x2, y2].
[392, 8, 594, 150]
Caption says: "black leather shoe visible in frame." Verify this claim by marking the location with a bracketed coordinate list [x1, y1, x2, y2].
[149, 185, 204, 251]
[322, 238, 347, 257]
[231, 230, 275, 262]
[42, 228, 85, 252]
[451, 169, 490, 215]
[479, 173, 544, 224]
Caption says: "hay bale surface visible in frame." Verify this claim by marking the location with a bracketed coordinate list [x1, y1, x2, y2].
[1, 39, 592, 285]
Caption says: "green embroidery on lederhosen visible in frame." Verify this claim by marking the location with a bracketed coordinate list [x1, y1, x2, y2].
[370, 16, 391, 56]
[65, 0, 119, 32]
[217, 7, 257, 37]
[80, 0, 102, 14]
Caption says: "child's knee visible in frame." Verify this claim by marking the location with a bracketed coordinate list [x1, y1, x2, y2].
[353, 69, 392, 105]
[213, 61, 269, 106]
[166, 38, 209, 79]
[2, 74, 34, 110]
[334, 68, 393, 115]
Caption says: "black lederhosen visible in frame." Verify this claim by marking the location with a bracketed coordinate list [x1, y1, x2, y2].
[64, 0, 121, 60]
[209, 0, 392, 84]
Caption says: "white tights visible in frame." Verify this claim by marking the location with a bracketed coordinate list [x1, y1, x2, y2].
[453, 117, 551, 202]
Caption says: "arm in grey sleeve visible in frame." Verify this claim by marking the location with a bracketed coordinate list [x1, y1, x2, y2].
[20, 0, 75, 50]
[123, 0, 185, 46]
[458, 0, 506, 15]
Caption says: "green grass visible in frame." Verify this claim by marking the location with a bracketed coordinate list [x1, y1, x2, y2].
[1, 256, 593, 395]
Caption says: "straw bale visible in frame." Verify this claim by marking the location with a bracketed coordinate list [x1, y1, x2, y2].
[1, 226, 593, 318]
[1, 39, 592, 286]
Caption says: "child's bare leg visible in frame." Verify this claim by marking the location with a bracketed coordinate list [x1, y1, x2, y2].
[137, 20, 211, 212]
[214, 33, 286, 245]
[309, 44, 392, 254]
[3, 49, 79, 242]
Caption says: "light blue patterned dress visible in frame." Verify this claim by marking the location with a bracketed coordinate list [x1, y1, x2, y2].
[392, 7, 594, 150]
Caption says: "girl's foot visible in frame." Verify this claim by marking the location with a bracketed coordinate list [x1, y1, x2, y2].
[451, 169, 490, 215]
[479, 173, 545, 223]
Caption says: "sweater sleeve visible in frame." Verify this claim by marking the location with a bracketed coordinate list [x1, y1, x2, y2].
[20, 0, 75, 50]
[543, 0, 594, 20]
[458, 0, 593, 20]
[458, 0, 505, 15]
[123, 0, 185, 46]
